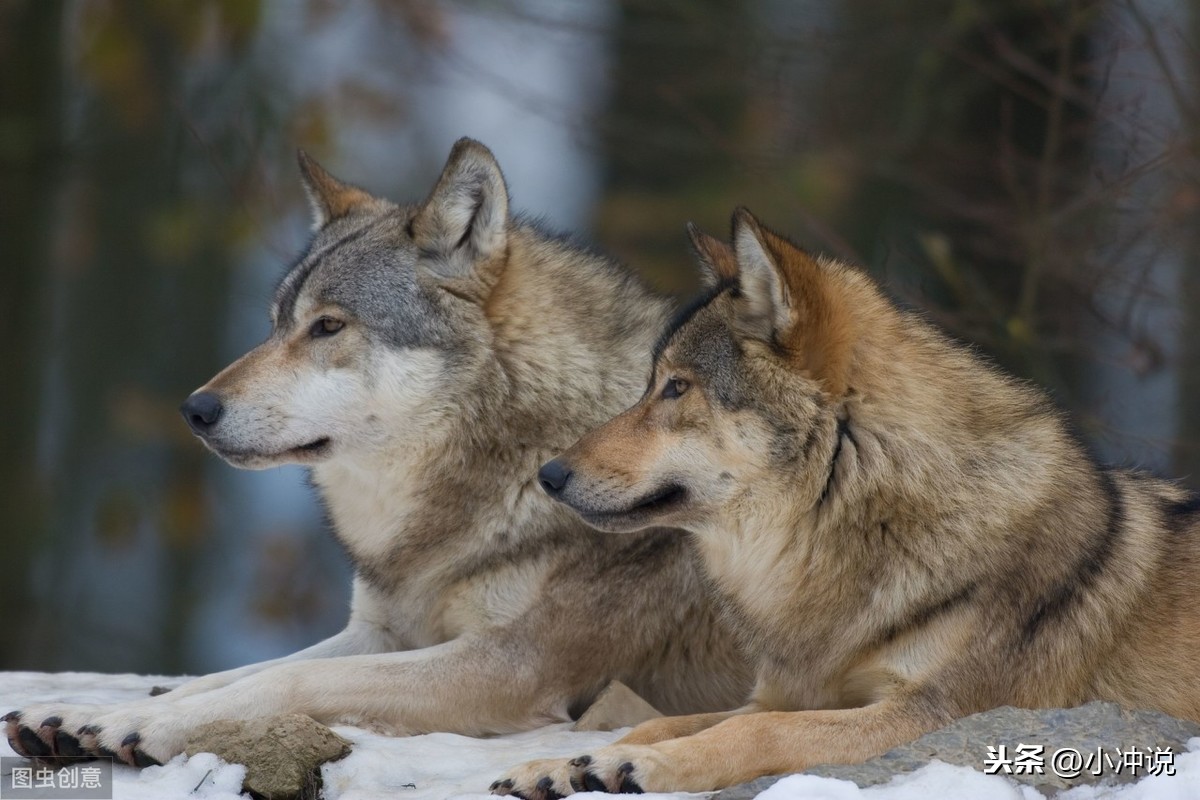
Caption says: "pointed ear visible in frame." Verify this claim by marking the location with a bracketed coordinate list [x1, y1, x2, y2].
[410, 138, 509, 282]
[731, 208, 855, 396]
[687, 222, 738, 290]
[297, 150, 376, 230]
[731, 207, 792, 336]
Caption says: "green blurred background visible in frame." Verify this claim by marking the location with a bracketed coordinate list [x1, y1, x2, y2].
[2, 0, 1197, 675]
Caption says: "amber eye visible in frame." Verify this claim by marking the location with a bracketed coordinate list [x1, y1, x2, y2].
[310, 317, 344, 338]
[661, 377, 690, 399]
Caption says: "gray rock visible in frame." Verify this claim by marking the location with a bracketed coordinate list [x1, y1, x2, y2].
[716, 776, 783, 800]
[184, 713, 352, 800]
[715, 703, 1200, 799]
[572, 680, 663, 732]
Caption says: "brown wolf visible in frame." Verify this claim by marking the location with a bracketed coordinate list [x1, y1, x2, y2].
[494, 208, 1200, 795]
[4, 141, 752, 767]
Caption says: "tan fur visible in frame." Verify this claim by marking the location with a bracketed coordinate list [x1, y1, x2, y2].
[495, 209, 1200, 795]
[743, 212, 858, 397]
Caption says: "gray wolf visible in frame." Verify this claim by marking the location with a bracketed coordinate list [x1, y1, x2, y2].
[493, 208, 1200, 795]
[4, 140, 752, 767]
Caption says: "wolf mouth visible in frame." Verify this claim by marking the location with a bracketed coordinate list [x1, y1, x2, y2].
[211, 436, 331, 463]
[628, 484, 687, 514]
[576, 483, 688, 525]
[294, 437, 331, 455]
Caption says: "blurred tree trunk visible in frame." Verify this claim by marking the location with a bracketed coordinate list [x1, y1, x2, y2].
[1174, 4, 1200, 487]
[0, 0, 64, 668]
[14, 1, 265, 672]
[595, 0, 754, 292]
[817, 1, 1102, 403]
[44, 1, 262, 672]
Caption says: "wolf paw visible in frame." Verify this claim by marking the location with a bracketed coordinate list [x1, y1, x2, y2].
[491, 757, 580, 799]
[492, 746, 671, 798]
[562, 744, 682, 793]
[74, 709, 168, 767]
[6, 703, 170, 768]
[5, 705, 103, 765]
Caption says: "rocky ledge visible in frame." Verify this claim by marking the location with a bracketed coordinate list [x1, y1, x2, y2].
[716, 702, 1200, 799]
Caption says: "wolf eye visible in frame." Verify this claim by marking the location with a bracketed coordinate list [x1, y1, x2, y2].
[310, 317, 344, 338]
[661, 377, 690, 399]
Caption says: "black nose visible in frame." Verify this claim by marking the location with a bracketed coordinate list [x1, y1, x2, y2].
[181, 391, 224, 434]
[538, 459, 572, 496]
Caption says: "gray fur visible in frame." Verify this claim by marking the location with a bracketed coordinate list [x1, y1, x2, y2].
[274, 211, 456, 352]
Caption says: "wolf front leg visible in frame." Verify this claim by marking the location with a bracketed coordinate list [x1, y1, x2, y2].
[63, 631, 570, 766]
[563, 696, 951, 794]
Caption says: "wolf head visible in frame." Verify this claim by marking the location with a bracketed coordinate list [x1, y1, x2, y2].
[537, 208, 877, 533]
[181, 138, 511, 469]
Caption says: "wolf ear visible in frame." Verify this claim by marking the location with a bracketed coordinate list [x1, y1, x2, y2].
[731, 208, 792, 337]
[411, 138, 509, 283]
[730, 208, 854, 396]
[687, 222, 738, 290]
[297, 150, 376, 230]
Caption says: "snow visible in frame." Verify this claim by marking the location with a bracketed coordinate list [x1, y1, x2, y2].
[757, 764, 1041, 800]
[746, 748, 1200, 800]
[320, 724, 620, 800]
[2, 673, 1198, 800]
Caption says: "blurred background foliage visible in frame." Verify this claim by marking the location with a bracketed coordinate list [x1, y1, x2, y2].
[1, 0, 1196, 674]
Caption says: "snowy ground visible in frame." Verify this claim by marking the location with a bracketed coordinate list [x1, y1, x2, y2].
[2, 673, 1198, 800]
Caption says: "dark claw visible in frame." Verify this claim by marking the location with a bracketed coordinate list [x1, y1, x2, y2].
[114, 732, 156, 768]
[148, 686, 171, 697]
[54, 730, 86, 758]
[4, 711, 22, 757]
[616, 761, 643, 793]
[77, 725, 100, 737]
[569, 755, 592, 768]
[490, 780, 501, 791]
[537, 776, 565, 800]
[41, 716, 63, 729]
[17, 726, 51, 758]
[582, 771, 608, 793]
